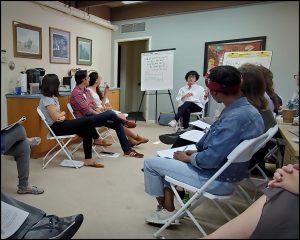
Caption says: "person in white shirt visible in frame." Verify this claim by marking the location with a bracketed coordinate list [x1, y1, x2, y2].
[87, 71, 149, 146]
[169, 70, 209, 129]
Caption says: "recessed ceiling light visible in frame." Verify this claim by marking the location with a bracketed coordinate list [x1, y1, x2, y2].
[122, 1, 144, 5]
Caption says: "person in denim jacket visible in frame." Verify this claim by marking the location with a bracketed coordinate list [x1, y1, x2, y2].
[144, 65, 264, 225]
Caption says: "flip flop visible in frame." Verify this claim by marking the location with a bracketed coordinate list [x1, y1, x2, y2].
[84, 162, 104, 168]
[17, 185, 44, 194]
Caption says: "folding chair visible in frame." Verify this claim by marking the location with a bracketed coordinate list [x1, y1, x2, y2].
[36, 108, 81, 169]
[153, 132, 269, 238]
[66, 103, 105, 158]
[237, 124, 279, 203]
[190, 102, 207, 120]
[67, 103, 116, 144]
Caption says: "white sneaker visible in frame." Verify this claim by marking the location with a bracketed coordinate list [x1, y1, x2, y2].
[145, 208, 179, 225]
[168, 120, 177, 127]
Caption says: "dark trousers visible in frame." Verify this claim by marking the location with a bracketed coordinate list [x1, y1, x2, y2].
[175, 102, 202, 129]
[51, 118, 99, 159]
[87, 110, 131, 153]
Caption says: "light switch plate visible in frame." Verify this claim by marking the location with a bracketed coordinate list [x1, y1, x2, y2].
[1, 49, 7, 63]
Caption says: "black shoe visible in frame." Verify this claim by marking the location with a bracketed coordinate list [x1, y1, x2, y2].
[159, 134, 181, 145]
[24, 214, 84, 239]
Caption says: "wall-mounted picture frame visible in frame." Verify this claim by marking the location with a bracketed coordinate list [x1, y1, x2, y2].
[203, 36, 266, 76]
[49, 27, 70, 64]
[13, 21, 42, 59]
[77, 37, 92, 65]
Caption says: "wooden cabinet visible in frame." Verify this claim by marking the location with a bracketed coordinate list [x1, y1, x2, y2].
[106, 89, 120, 110]
[7, 95, 72, 159]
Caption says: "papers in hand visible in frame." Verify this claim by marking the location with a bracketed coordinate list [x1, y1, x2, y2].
[59, 159, 84, 168]
[1, 116, 26, 132]
[179, 130, 205, 143]
[189, 120, 211, 130]
[1, 201, 29, 239]
[157, 144, 197, 159]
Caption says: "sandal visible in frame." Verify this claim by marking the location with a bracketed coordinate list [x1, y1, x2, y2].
[84, 162, 104, 168]
[17, 185, 44, 194]
[28, 137, 41, 147]
[124, 149, 144, 158]
[93, 139, 112, 147]
[124, 120, 136, 128]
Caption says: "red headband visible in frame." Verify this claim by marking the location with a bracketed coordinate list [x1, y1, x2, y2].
[205, 79, 240, 94]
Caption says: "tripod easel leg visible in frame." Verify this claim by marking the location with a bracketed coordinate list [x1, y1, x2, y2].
[136, 91, 146, 123]
[168, 90, 176, 115]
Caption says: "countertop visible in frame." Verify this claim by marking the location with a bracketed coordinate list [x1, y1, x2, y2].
[6, 92, 71, 98]
[6, 88, 120, 98]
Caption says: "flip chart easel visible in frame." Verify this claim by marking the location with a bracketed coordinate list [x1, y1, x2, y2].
[222, 51, 273, 69]
[138, 48, 176, 123]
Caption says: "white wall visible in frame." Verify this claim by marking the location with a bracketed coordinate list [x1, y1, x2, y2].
[112, 1, 299, 119]
[1, 1, 113, 128]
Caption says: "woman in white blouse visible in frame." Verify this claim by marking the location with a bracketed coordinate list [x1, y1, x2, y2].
[169, 70, 209, 129]
[87, 71, 149, 146]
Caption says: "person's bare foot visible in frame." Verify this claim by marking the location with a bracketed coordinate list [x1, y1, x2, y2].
[84, 159, 104, 168]
[93, 139, 112, 147]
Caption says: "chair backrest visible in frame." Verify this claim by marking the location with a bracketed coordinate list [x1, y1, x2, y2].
[254, 124, 278, 152]
[37, 107, 57, 138]
[67, 103, 76, 119]
[195, 132, 269, 194]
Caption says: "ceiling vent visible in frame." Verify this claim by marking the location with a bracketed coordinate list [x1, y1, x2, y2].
[121, 22, 145, 33]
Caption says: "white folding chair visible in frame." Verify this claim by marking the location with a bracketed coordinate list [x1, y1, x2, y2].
[153, 132, 269, 238]
[190, 102, 207, 120]
[66, 103, 104, 158]
[37, 108, 81, 169]
[237, 124, 279, 203]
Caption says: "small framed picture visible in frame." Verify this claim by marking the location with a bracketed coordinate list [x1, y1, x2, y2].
[49, 27, 70, 64]
[77, 37, 92, 65]
[13, 21, 42, 59]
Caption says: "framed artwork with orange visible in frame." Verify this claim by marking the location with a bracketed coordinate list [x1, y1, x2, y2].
[203, 36, 266, 76]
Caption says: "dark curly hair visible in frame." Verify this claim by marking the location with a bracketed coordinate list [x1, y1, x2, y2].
[185, 70, 200, 81]
[209, 65, 241, 87]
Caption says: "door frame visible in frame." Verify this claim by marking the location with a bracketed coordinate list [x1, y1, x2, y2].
[113, 36, 152, 121]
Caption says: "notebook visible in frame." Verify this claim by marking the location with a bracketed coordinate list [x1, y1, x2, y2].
[156, 144, 197, 159]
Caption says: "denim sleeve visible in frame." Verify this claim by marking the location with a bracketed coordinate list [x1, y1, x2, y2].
[189, 115, 254, 170]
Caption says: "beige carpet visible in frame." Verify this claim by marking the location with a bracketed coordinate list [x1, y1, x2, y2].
[1, 122, 255, 239]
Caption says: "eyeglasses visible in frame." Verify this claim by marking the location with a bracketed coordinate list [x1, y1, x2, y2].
[294, 74, 299, 79]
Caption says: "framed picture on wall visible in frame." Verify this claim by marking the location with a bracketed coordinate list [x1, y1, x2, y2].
[203, 36, 266, 76]
[49, 27, 70, 64]
[12, 21, 42, 59]
[77, 37, 92, 65]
